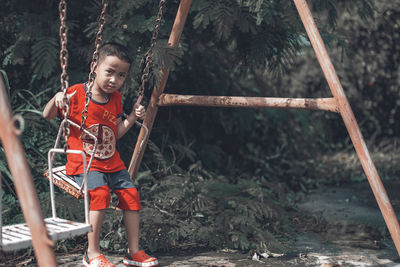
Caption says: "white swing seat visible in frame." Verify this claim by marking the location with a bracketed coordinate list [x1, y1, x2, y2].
[43, 166, 83, 199]
[1, 217, 91, 251]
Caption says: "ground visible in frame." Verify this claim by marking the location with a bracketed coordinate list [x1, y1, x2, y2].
[2, 179, 400, 267]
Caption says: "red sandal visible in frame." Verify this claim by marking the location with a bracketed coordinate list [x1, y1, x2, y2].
[83, 251, 115, 267]
[123, 250, 158, 266]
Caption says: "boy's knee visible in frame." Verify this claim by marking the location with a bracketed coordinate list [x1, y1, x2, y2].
[89, 185, 110, 210]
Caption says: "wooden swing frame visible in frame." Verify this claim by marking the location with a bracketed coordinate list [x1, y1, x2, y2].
[0, 1, 399, 266]
[0, 73, 58, 265]
[127, 0, 400, 257]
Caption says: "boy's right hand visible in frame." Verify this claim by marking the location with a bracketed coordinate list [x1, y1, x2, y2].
[54, 90, 77, 109]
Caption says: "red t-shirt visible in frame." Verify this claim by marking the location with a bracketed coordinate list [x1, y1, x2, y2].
[60, 83, 126, 175]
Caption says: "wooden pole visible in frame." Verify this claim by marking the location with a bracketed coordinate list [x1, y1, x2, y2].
[128, 0, 192, 178]
[294, 0, 400, 255]
[158, 94, 339, 113]
[0, 74, 57, 266]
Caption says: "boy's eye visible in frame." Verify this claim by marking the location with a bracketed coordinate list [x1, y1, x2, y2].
[106, 70, 113, 74]
[119, 73, 126, 78]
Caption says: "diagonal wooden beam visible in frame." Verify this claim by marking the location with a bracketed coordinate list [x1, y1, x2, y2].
[158, 94, 339, 113]
[0, 74, 57, 265]
[128, 0, 192, 178]
[293, 0, 400, 256]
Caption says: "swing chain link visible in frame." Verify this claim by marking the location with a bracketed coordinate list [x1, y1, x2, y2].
[59, 0, 70, 151]
[138, 0, 166, 98]
[81, 0, 108, 131]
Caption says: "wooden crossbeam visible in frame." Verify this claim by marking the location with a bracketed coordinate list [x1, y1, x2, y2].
[158, 94, 339, 113]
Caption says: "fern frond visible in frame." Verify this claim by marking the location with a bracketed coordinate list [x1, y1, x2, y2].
[312, 0, 338, 26]
[83, 21, 99, 41]
[193, 1, 212, 30]
[211, 2, 236, 40]
[31, 37, 58, 79]
[2, 45, 15, 67]
[235, 6, 257, 34]
[193, 1, 237, 40]
[148, 140, 168, 172]
[151, 41, 183, 87]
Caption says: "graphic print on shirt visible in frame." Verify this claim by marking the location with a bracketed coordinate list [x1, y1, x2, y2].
[81, 124, 116, 160]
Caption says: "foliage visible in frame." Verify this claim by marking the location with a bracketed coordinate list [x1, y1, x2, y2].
[338, 2, 400, 138]
[1, 190, 23, 225]
[100, 143, 291, 253]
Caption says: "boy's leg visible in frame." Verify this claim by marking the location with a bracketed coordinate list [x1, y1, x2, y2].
[74, 171, 112, 263]
[111, 170, 157, 266]
[109, 169, 141, 254]
[121, 207, 157, 266]
[87, 209, 106, 259]
[123, 210, 140, 255]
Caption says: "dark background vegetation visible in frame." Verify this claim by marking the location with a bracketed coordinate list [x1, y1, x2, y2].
[1, 0, 399, 256]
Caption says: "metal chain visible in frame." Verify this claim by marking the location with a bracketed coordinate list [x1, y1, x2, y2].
[81, 0, 108, 130]
[137, 0, 166, 99]
[59, 0, 70, 151]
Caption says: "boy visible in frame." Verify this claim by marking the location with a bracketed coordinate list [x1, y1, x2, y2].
[43, 43, 158, 267]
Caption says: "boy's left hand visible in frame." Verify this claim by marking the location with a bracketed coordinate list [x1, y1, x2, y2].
[134, 104, 145, 119]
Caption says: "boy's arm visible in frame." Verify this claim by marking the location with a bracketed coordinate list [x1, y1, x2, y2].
[43, 92, 61, 120]
[43, 91, 77, 120]
[117, 104, 145, 139]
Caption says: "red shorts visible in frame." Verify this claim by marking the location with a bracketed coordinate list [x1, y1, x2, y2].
[74, 170, 141, 211]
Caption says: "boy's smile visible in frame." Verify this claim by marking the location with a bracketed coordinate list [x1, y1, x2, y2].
[92, 55, 130, 101]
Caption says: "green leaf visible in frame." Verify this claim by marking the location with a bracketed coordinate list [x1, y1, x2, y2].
[2, 45, 15, 67]
[0, 70, 11, 97]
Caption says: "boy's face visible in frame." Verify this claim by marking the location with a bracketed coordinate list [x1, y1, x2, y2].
[94, 55, 130, 95]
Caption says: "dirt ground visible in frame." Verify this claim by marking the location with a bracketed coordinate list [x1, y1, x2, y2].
[2, 179, 400, 267]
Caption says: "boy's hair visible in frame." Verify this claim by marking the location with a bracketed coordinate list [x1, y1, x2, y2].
[97, 42, 132, 65]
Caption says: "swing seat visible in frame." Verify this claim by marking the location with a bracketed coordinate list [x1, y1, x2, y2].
[43, 166, 83, 199]
[1, 217, 91, 251]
